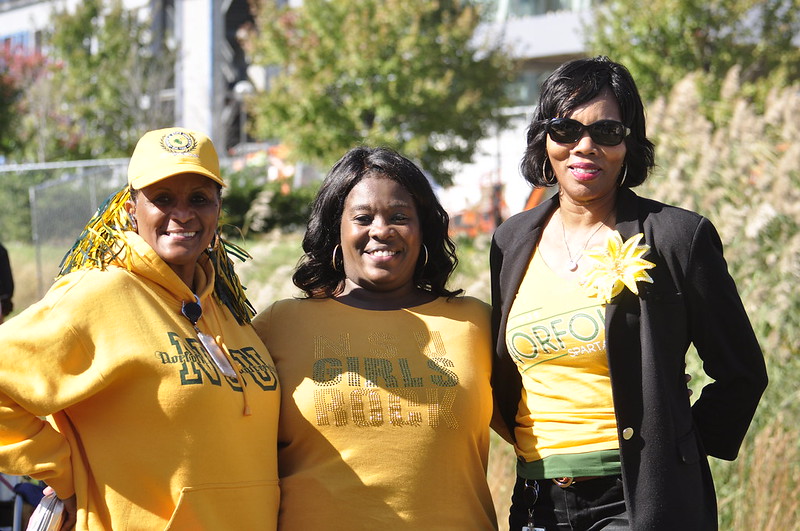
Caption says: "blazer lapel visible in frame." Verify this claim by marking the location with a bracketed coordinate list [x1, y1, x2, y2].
[605, 188, 644, 375]
[614, 187, 643, 240]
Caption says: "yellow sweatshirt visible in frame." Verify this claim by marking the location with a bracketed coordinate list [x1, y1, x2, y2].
[253, 296, 497, 530]
[0, 233, 280, 530]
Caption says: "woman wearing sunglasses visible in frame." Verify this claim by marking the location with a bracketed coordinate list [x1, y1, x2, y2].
[0, 128, 280, 530]
[491, 56, 767, 529]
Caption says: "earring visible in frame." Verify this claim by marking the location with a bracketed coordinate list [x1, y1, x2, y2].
[208, 230, 220, 252]
[618, 165, 628, 188]
[421, 244, 429, 269]
[542, 158, 556, 185]
[129, 213, 138, 231]
[331, 244, 341, 271]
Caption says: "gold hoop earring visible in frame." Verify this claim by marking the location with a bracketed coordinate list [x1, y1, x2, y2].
[618, 165, 628, 188]
[542, 158, 556, 185]
[208, 230, 220, 252]
[331, 244, 341, 271]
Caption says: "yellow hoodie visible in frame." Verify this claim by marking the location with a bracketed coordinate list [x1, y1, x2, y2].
[0, 233, 280, 530]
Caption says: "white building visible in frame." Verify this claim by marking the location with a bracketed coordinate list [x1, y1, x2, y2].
[444, 0, 591, 219]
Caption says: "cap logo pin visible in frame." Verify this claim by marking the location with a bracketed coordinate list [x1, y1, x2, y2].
[160, 131, 197, 154]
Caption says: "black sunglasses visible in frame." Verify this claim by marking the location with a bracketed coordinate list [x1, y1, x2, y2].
[545, 118, 630, 146]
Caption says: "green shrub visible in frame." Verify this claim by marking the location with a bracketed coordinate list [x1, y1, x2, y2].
[220, 165, 267, 238]
[243, 181, 320, 235]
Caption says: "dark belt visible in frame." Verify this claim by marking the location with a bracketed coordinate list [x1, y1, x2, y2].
[552, 476, 603, 488]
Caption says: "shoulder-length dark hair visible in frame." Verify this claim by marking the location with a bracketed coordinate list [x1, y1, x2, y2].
[520, 56, 655, 188]
[293, 146, 462, 299]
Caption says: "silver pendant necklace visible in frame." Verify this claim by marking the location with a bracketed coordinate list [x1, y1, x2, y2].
[560, 209, 613, 272]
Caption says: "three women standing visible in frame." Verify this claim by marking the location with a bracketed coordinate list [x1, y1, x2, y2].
[0, 59, 767, 531]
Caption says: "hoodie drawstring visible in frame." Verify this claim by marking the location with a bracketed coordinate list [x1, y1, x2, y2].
[217, 335, 252, 416]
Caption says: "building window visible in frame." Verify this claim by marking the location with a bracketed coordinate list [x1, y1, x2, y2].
[507, 66, 553, 106]
[509, 0, 591, 16]
[478, 0, 592, 19]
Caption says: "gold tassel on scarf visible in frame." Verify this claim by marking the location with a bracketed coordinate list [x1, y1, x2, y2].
[58, 186, 133, 277]
[208, 235, 256, 325]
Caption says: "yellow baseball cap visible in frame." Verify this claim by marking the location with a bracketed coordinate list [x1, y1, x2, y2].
[127, 127, 226, 189]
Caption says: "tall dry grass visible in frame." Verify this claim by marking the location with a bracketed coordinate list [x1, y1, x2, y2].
[724, 418, 800, 530]
[643, 68, 800, 529]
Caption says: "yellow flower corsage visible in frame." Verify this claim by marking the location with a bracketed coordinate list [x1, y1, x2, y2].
[580, 231, 655, 303]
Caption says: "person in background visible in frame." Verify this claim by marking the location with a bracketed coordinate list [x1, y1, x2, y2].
[490, 56, 767, 530]
[0, 127, 280, 530]
[253, 146, 498, 529]
[0, 242, 13, 324]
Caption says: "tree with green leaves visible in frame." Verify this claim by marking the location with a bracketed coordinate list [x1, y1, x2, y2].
[14, 0, 175, 162]
[587, 0, 800, 105]
[0, 51, 21, 157]
[246, 0, 514, 185]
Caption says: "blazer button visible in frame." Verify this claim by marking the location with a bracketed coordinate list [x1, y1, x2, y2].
[622, 427, 634, 440]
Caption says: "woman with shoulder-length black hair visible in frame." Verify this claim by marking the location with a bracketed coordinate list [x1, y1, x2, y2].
[521, 55, 655, 189]
[253, 146, 498, 529]
[293, 146, 460, 300]
[492, 56, 766, 529]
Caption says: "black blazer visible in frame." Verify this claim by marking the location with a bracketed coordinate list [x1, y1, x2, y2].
[490, 188, 767, 530]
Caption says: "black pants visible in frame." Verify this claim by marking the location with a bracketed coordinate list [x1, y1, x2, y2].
[509, 475, 628, 531]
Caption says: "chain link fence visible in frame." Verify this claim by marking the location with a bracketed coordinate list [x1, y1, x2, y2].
[0, 160, 129, 296]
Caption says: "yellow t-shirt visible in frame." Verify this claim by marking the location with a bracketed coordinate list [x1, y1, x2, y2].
[253, 296, 497, 530]
[506, 248, 620, 479]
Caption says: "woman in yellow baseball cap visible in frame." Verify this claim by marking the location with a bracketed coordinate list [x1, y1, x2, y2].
[0, 127, 280, 530]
